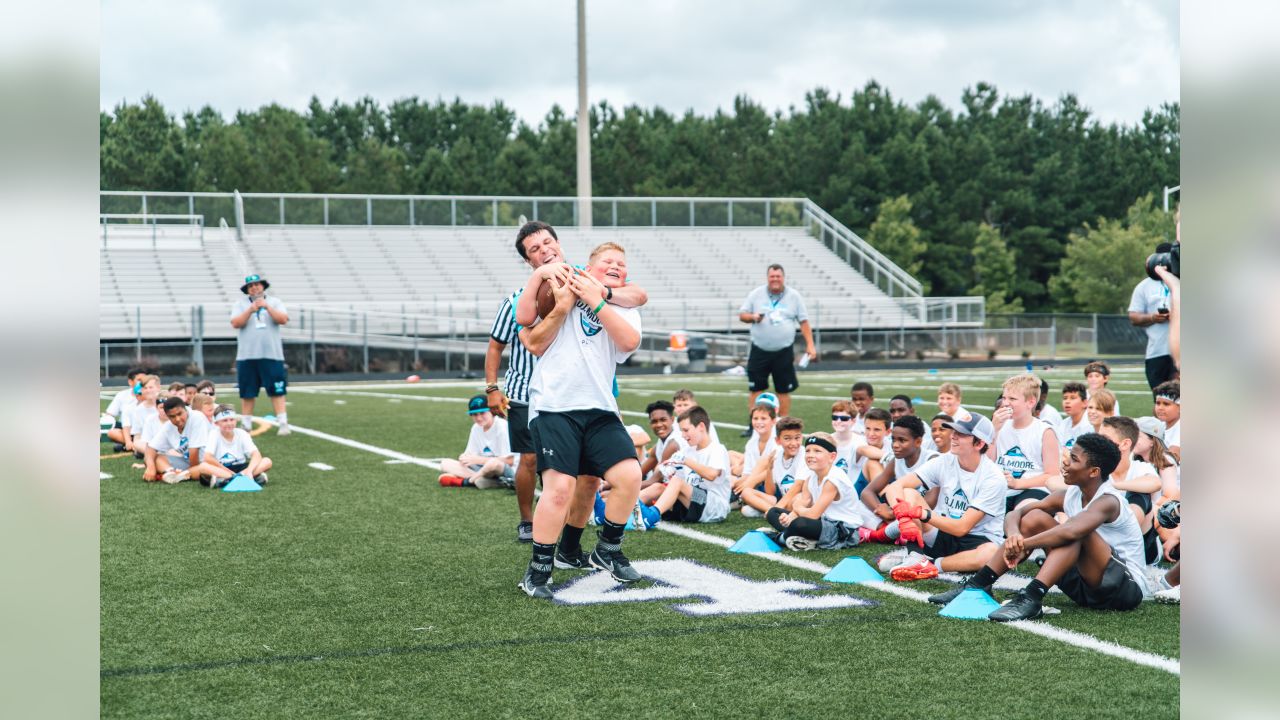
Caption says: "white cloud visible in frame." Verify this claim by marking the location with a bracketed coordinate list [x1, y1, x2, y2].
[100, 0, 1179, 126]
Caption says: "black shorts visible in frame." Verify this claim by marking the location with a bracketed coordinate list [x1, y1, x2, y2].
[1058, 552, 1144, 610]
[1006, 488, 1051, 513]
[661, 485, 707, 523]
[924, 531, 993, 559]
[237, 358, 288, 399]
[1145, 354, 1178, 390]
[225, 461, 249, 474]
[507, 402, 535, 455]
[530, 409, 639, 478]
[747, 345, 798, 394]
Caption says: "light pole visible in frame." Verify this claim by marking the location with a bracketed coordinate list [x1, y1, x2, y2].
[1163, 184, 1180, 212]
[576, 0, 593, 229]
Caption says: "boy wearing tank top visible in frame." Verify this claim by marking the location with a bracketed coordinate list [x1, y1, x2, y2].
[991, 374, 1061, 513]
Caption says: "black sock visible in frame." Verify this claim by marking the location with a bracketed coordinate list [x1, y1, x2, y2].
[970, 566, 999, 588]
[559, 524, 585, 554]
[600, 518, 626, 546]
[530, 542, 555, 576]
[1024, 579, 1049, 602]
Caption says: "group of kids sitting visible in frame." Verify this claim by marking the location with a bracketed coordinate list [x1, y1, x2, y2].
[446, 361, 1182, 619]
[102, 368, 274, 488]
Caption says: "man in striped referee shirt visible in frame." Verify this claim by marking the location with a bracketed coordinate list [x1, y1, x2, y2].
[485, 221, 648, 544]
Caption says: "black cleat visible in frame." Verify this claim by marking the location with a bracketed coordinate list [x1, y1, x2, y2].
[588, 540, 642, 583]
[929, 581, 996, 605]
[518, 566, 554, 599]
[553, 546, 590, 570]
[988, 590, 1044, 622]
[516, 522, 534, 543]
[112, 442, 127, 452]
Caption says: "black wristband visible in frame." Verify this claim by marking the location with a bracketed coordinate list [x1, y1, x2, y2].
[606, 287, 613, 301]
[922, 508, 932, 523]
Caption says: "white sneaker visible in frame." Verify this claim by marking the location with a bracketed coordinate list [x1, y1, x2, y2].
[877, 548, 910, 572]
[631, 502, 648, 532]
[161, 468, 190, 485]
[741, 506, 762, 518]
[277, 423, 292, 436]
[1154, 585, 1180, 604]
[889, 551, 931, 574]
[784, 535, 817, 551]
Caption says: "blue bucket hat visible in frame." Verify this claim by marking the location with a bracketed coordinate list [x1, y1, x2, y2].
[240, 274, 271, 294]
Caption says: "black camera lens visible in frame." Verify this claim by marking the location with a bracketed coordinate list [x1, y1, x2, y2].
[1145, 242, 1180, 281]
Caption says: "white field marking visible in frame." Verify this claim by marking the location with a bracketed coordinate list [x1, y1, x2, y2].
[100, 472, 112, 480]
[334, 400, 347, 405]
[384, 459, 409, 465]
[653, 523, 1177, 675]
[261, 418, 1178, 676]
[308, 462, 335, 471]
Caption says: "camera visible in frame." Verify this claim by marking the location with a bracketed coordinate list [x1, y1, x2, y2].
[1156, 500, 1180, 529]
[1145, 241, 1180, 281]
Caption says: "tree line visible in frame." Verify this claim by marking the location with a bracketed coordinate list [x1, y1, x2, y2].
[100, 81, 1179, 312]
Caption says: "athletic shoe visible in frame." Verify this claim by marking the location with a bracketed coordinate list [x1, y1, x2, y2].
[877, 548, 910, 572]
[890, 554, 939, 581]
[1154, 585, 1180, 604]
[161, 468, 190, 485]
[516, 522, 534, 543]
[112, 442, 127, 452]
[1029, 549, 1047, 567]
[588, 540, 642, 583]
[856, 526, 873, 544]
[518, 567, 553, 600]
[553, 546, 591, 570]
[438, 474, 464, 487]
[631, 502, 649, 532]
[728, 496, 743, 511]
[254, 472, 268, 485]
[989, 590, 1044, 622]
[785, 535, 818, 552]
[928, 580, 996, 605]
[754, 527, 783, 546]
[741, 506, 762, 518]
[277, 423, 292, 436]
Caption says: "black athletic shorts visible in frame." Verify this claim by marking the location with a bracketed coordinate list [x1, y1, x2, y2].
[530, 409, 638, 478]
[746, 344, 798, 394]
[924, 531, 993, 559]
[1006, 488, 1051, 513]
[507, 402, 535, 454]
[1058, 552, 1144, 610]
[1144, 354, 1178, 390]
[661, 485, 708, 523]
[225, 461, 249, 474]
[237, 358, 288, 399]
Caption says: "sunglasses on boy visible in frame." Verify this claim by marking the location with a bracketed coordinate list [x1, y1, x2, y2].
[831, 414, 853, 422]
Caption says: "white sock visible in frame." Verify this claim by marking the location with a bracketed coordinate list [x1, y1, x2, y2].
[1157, 574, 1173, 591]
[277, 412, 288, 425]
[241, 416, 252, 430]
[935, 557, 945, 572]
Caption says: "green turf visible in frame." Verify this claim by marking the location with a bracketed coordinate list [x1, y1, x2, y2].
[101, 365, 1179, 718]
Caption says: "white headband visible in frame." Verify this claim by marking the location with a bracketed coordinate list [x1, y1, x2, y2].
[214, 410, 236, 422]
[1155, 394, 1180, 405]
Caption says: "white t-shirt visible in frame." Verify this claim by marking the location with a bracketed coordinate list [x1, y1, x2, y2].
[208, 428, 258, 468]
[834, 434, 864, 474]
[528, 301, 640, 417]
[707, 422, 722, 448]
[995, 418, 1057, 497]
[1115, 459, 1160, 504]
[805, 466, 863, 527]
[1128, 277, 1172, 359]
[464, 417, 516, 464]
[741, 430, 777, 479]
[770, 451, 810, 498]
[137, 411, 165, 446]
[1039, 404, 1062, 426]
[914, 453, 1007, 544]
[1164, 420, 1181, 449]
[1064, 481, 1151, 598]
[106, 388, 137, 419]
[678, 441, 731, 522]
[1058, 414, 1092, 450]
[149, 413, 213, 458]
[124, 401, 155, 435]
[653, 430, 687, 465]
[894, 448, 940, 480]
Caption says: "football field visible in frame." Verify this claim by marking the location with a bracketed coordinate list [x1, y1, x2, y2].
[100, 364, 1179, 718]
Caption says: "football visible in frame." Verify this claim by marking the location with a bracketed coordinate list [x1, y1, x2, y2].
[535, 278, 557, 318]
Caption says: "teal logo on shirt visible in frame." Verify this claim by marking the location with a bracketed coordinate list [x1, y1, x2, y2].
[578, 303, 603, 336]
[1000, 446, 1036, 479]
[945, 488, 969, 519]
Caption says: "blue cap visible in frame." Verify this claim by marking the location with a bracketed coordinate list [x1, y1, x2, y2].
[755, 392, 780, 409]
[467, 395, 489, 415]
[941, 413, 995, 445]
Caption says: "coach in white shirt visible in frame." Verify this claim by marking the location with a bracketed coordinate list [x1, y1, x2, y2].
[738, 264, 817, 421]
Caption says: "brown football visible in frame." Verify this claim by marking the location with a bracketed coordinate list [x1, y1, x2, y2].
[535, 279, 556, 318]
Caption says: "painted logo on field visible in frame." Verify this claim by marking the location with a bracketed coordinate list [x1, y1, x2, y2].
[553, 559, 873, 616]
[999, 446, 1037, 479]
[577, 302, 602, 336]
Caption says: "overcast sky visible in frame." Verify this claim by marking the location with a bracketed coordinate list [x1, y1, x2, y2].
[100, 0, 1179, 127]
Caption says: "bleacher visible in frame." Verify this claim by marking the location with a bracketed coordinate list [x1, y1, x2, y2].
[101, 224, 941, 339]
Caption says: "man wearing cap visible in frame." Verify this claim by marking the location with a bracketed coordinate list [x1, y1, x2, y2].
[230, 274, 291, 435]
[737, 264, 817, 435]
[438, 396, 517, 489]
[878, 413, 1007, 581]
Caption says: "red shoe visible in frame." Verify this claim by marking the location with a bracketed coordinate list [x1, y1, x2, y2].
[889, 555, 939, 581]
[439, 474, 465, 487]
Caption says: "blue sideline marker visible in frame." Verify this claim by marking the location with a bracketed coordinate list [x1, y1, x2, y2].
[222, 474, 262, 493]
[823, 557, 884, 584]
[729, 530, 782, 554]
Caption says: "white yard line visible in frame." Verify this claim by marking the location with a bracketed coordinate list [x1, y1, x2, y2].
[260, 418, 1180, 677]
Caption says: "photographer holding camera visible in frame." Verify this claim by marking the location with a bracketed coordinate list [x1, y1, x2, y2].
[230, 273, 291, 435]
[1130, 234, 1181, 389]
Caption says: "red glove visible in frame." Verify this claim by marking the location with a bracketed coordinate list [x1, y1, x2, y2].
[893, 501, 924, 521]
[896, 519, 924, 547]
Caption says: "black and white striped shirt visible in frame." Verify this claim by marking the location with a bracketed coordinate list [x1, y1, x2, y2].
[489, 292, 536, 405]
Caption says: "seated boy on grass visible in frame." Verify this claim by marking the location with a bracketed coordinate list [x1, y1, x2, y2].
[438, 395, 517, 489]
[928, 432, 1152, 619]
[641, 406, 731, 523]
[732, 416, 808, 518]
[762, 432, 871, 552]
